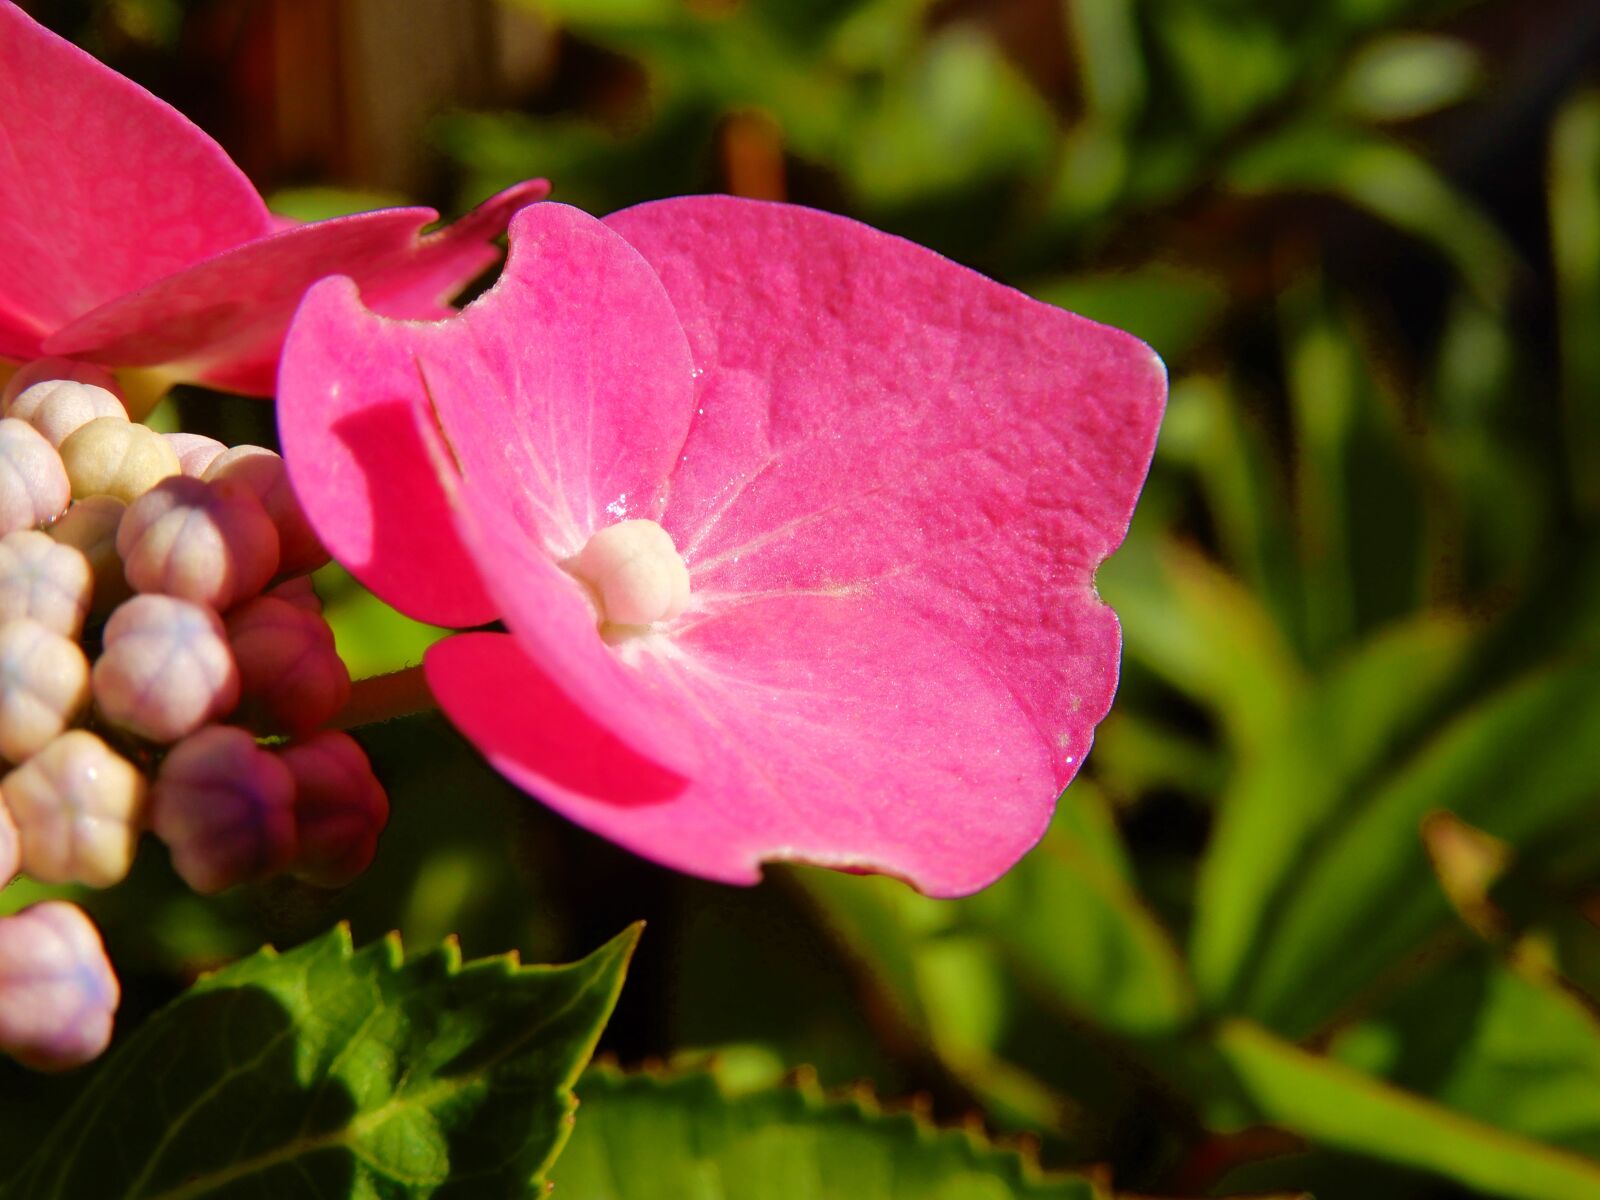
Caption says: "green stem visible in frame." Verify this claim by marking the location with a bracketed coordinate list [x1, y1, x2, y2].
[331, 665, 437, 730]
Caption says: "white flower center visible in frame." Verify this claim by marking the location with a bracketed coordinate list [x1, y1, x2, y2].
[568, 519, 690, 631]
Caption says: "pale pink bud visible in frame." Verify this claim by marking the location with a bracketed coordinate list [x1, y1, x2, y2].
[0, 619, 90, 763]
[266, 574, 322, 614]
[0, 418, 70, 535]
[1, 360, 121, 412]
[0, 530, 92, 638]
[0, 902, 118, 1071]
[48, 495, 131, 615]
[204, 446, 328, 575]
[163, 432, 228, 479]
[93, 595, 239, 743]
[151, 725, 295, 894]
[9, 381, 127, 448]
[117, 476, 279, 611]
[3, 731, 146, 887]
[59, 417, 180, 504]
[0, 794, 17, 881]
[225, 597, 349, 735]
[281, 732, 388, 888]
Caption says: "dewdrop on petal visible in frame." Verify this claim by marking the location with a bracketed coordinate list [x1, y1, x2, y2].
[59, 416, 179, 504]
[151, 725, 296, 894]
[0, 795, 17, 881]
[47, 495, 130, 615]
[266, 574, 322, 614]
[226, 597, 349, 734]
[1, 359, 120, 413]
[282, 731, 388, 887]
[93, 595, 239, 743]
[3, 731, 146, 887]
[0, 418, 71, 535]
[9, 381, 127, 448]
[0, 531, 92, 638]
[164, 432, 227, 478]
[117, 476, 279, 610]
[0, 619, 90, 763]
[204, 445, 328, 575]
[0, 902, 119, 1071]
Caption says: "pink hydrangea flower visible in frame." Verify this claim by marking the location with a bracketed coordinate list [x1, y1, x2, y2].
[279, 200, 1164, 896]
[0, 1, 546, 395]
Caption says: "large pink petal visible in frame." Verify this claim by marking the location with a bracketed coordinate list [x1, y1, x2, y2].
[606, 196, 1166, 786]
[46, 181, 549, 393]
[428, 587, 1056, 897]
[0, 1, 270, 340]
[277, 278, 496, 629]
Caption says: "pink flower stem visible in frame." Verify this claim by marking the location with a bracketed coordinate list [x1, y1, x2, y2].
[330, 666, 437, 730]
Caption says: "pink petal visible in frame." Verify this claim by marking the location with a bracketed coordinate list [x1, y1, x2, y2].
[0, 2, 270, 344]
[276, 281, 495, 629]
[46, 182, 549, 393]
[607, 196, 1166, 786]
[427, 589, 1056, 897]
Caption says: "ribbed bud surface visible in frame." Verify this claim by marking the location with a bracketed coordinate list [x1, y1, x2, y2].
[0, 618, 90, 763]
[48, 495, 130, 615]
[226, 597, 349, 734]
[0, 902, 119, 1071]
[3, 731, 146, 887]
[282, 731, 388, 888]
[118, 476, 279, 610]
[0, 418, 70, 535]
[59, 417, 179, 504]
[10, 381, 127, 448]
[0, 530, 92, 638]
[93, 595, 239, 742]
[151, 726, 296, 894]
[205, 445, 328, 575]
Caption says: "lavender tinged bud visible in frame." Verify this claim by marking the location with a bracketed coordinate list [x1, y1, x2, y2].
[48, 495, 131, 615]
[0, 902, 119, 1071]
[3, 731, 146, 887]
[204, 446, 328, 575]
[93, 595, 239, 743]
[151, 726, 296, 894]
[59, 417, 179, 504]
[226, 597, 349, 735]
[163, 432, 227, 479]
[0, 619, 90, 764]
[117, 476, 279, 611]
[0, 419, 70, 535]
[282, 732, 388, 888]
[0, 530, 92, 638]
[9, 381, 127, 448]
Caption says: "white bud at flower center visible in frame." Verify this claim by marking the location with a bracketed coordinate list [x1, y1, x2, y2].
[568, 519, 690, 630]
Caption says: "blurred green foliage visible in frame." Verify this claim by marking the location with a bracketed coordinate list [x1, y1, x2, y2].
[9, 0, 1600, 1196]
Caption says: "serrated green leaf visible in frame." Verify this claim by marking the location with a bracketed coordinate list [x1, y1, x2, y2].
[1216, 1020, 1600, 1200]
[550, 1066, 1106, 1199]
[5, 924, 640, 1199]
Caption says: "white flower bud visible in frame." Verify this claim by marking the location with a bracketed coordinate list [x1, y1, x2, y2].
[1, 360, 121, 413]
[204, 446, 328, 575]
[570, 519, 691, 628]
[93, 595, 239, 743]
[117, 476, 279, 611]
[0, 530, 92, 638]
[59, 416, 180, 504]
[3, 731, 146, 887]
[9, 381, 127, 448]
[47, 495, 131, 615]
[0, 901, 118, 1071]
[0, 619, 90, 764]
[0, 794, 17, 882]
[163, 432, 228, 479]
[151, 725, 295, 894]
[281, 732, 388, 888]
[0, 418, 71, 535]
[266, 574, 322, 614]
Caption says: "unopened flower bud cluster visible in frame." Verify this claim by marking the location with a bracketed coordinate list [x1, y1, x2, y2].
[0, 363, 390, 1072]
